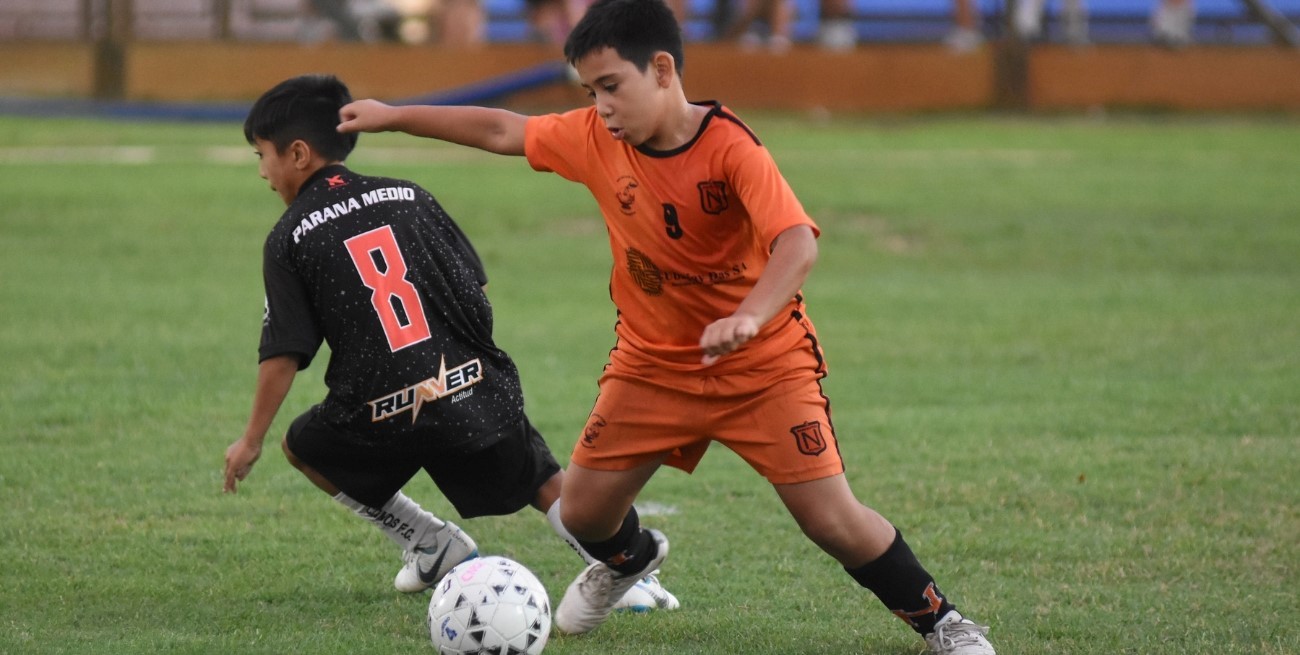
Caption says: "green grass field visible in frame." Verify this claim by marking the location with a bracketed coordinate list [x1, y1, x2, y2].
[1, 112, 1297, 655]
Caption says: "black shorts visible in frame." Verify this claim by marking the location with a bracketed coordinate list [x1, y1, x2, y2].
[284, 407, 561, 518]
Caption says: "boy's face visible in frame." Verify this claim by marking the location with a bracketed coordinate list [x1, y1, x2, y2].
[574, 47, 670, 148]
[252, 137, 309, 206]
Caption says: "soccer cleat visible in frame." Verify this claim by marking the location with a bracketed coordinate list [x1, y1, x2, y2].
[393, 521, 479, 593]
[554, 529, 669, 634]
[613, 570, 680, 613]
[925, 611, 995, 655]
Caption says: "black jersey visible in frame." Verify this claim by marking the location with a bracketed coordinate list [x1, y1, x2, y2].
[260, 165, 523, 450]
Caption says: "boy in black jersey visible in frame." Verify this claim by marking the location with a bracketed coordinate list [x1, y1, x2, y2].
[222, 74, 676, 610]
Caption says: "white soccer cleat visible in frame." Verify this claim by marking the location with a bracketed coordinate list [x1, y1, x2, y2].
[393, 521, 479, 593]
[613, 570, 680, 613]
[925, 611, 995, 655]
[554, 529, 669, 634]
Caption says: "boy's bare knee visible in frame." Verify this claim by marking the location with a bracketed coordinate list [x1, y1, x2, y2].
[798, 513, 851, 549]
[531, 471, 563, 512]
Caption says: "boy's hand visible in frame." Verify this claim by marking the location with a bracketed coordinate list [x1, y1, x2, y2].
[338, 99, 397, 134]
[223, 437, 263, 494]
[699, 314, 760, 365]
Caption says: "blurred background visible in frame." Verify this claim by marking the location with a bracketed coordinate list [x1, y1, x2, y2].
[0, 0, 1297, 113]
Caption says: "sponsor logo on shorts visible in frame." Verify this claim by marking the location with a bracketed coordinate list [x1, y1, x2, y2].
[790, 420, 828, 456]
[368, 356, 483, 423]
[581, 413, 607, 448]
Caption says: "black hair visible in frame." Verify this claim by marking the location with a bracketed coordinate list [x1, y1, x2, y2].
[563, 0, 683, 75]
[243, 74, 357, 161]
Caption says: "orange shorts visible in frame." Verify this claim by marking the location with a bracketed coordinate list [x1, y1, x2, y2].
[570, 345, 844, 485]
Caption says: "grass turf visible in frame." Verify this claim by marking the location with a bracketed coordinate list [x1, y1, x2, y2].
[0, 113, 1297, 654]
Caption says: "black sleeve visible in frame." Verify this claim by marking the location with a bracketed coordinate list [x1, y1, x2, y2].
[258, 241, 323, 369]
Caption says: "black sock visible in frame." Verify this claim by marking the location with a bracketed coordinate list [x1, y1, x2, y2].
[845, 529, 956, 635]
[574, 506, 655, 576]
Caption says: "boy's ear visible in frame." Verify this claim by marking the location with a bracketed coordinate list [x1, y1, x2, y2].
[653, 52, 676, 88]
[288, 139, 314, 169]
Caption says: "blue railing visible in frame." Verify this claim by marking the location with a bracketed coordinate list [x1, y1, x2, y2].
[479, 0, 1300, 44]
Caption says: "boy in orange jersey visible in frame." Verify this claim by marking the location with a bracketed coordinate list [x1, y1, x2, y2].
[337, 0, 996, 652]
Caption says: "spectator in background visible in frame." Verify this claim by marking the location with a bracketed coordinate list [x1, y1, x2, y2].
[433, 0, 485, 45]
[527, 0, 684, 43]
[1014, 0, 1088, 44]
[302, 0, 442, 44]
[524, 0, 579, 43]
[722, 0, 796, 52]
[943, 0, 984, 52]
[308, 0, 363, 40]
[664, 0, 688, 27]
[818, 0, 857, 50]
[1151, 0, 1195, 46]
[1012, 0, 1194, 47]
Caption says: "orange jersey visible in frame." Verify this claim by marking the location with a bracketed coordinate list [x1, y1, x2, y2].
[525, 102, 820, 373]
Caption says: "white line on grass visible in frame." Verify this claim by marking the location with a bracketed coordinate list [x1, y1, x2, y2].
[636, 501, 680, 517]
[0, 145, 510, 166]
[0, 146, 157, 165]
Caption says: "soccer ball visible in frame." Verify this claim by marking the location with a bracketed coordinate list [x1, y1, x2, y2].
[428, 556, 551, 655]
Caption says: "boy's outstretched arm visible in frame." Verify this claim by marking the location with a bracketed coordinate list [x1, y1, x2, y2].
[338, 100, 528, 156]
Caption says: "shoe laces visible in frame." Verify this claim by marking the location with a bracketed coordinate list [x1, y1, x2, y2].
[400, 548, 418, 566]
[931, 619, 990, 650]
[400, 539, 438, 566]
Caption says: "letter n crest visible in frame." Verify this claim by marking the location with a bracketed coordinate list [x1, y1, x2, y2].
[790, 420, 827, 456]
[697, 180, 728, 215]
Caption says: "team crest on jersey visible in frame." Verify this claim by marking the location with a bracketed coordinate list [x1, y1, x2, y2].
[368, 356, 483, 423]
[581, 413, 607, 448]
[625, 248, 663, 296]
[790, 420, 828, 456]
[615, 175, 640, 215]
[697, 180, 728, 214]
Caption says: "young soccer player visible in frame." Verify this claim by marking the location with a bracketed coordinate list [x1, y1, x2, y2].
[222, 74, 676, 612]
[337, 0, 997, 651]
